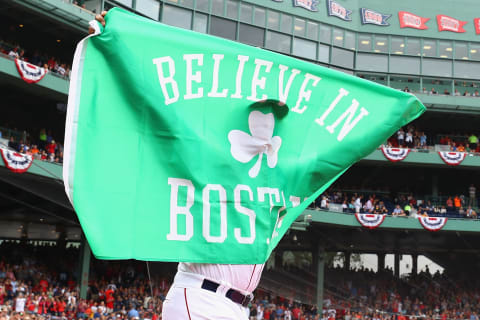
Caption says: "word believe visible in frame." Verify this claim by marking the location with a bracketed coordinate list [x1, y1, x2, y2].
[153, 54, 369, 142]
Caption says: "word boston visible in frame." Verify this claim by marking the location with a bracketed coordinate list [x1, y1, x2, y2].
[64, 8, 425, 264]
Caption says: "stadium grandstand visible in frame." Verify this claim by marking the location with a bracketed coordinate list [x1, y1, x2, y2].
[0, 0, 480, 319]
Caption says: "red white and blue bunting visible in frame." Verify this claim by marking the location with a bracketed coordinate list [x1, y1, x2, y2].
[355, 213, 386, 229]
[0, 147, 33, 173]
[438, 151, 466, 166]
[418, 217, 448, 232]
[381, 147, 410, 162]
[15, 59, 47, 84]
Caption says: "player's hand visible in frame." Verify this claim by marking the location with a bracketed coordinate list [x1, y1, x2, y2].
[88, 10, 107, 34]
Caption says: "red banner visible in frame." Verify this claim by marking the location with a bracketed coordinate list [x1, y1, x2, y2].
[436, 15, 467, 33]
[474, 18, 480, 34]
[398, 11, 429, 30]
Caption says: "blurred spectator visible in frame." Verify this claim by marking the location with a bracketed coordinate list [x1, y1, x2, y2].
[454, 195, 461, 211]
[354, 196, 362, 213]
[469, 184, 477, 207]
[0, 39, 71, 79]
[397, 128, 405, 147]
[4, 128, 63, 164]
[8, 47, 19, 58]
[469, 133, 478, 150]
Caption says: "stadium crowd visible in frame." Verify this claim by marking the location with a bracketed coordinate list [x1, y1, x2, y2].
[385, 124, 480, 154]
[0, 39, 71, 79]
[313, 188, 478, 219]
[321, 266, 480, 320]
[1, 242, 480, 320]
[0, 129, 63, 164]
[402, 85, 480, 97]
[0, 128, 63, 164]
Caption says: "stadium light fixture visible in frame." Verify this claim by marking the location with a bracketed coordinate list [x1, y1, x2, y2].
[471, 49, 477, 53]
[463, 57, 469, 60]
[361, 40, 370, 45]
[374, 49, 380, 52]
[335, 36, 343, 40]
[19, 24, 24, 28]
[294, 25, 303, 31]
[377, 42, 385, 46]
[394, 51, 403, 54]
[446, 47, 452, 52]
[423, 45, 431, 50]
[440, 55, 448, 58]
[400, 43, 405, 48]
[57, 39, 61, 43]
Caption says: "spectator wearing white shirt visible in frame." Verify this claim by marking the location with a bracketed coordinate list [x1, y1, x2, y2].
[320, 196, 329, 209]
[98, 301, 106, 315]
[256, 304, 263, 320]
[8, 48, 19, 59]
[57, 64, 66, 76]
[364, 197, 373, 213]
[354, 196, 363, 213]
[15, 293, 26, 313]
[405, 130, 414, 148]
[397, 129, 405, 147]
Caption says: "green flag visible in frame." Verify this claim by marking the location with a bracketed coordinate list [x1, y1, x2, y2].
[64, 8, 425, 264]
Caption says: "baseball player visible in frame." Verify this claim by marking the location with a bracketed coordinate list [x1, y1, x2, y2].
[91, 12, 266, 320]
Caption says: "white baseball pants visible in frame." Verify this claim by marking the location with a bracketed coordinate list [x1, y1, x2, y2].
[162, 272, 249, 320]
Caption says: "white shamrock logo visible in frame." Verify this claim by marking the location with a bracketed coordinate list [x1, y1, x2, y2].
[228, 111, 282, 178]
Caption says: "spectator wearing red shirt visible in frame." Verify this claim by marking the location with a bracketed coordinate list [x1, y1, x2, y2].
[77, 299, 87, 319]
[105, 288, 115, 313]
[38, 295, 47, 314]
[446, 197, 454, 210]
[47, 57, 56, 70]
[57, 298, 66, 314]
[39, 279, 49, 293]
[46, 140, 56, 155]
[263, 307, 271, 320]
[26, 294, 36, 312]
[292, 305, 302, 320]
